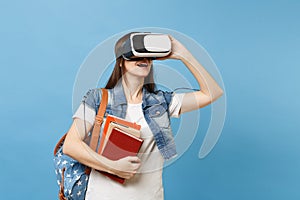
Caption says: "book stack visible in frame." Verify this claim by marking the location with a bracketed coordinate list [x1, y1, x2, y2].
[97, 114, 143, 184]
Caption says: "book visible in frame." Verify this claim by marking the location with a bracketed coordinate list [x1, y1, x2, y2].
[97, 114, 143, 184]
[98, 114, 141, 155]
[100, 127, 143, 184]
[99, 121, 141, 154]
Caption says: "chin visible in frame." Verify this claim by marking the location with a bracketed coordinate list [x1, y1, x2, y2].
[133, 70, 151, 77]
[137, 73, 150, 78]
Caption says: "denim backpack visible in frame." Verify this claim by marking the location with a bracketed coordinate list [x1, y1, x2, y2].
[53, 89, 108, 200]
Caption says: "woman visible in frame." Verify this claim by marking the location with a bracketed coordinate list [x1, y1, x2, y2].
[63, 32, 223, 199]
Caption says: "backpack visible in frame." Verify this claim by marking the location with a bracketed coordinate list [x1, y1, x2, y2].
[53, 88, 108, 200]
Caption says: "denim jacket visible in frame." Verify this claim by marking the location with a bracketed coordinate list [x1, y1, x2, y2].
[82, 81, 177, 160]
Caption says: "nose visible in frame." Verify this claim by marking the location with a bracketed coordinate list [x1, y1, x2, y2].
[142, 57, 152, 62]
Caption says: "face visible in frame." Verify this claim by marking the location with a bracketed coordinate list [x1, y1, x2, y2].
[122, 58, 153, 78]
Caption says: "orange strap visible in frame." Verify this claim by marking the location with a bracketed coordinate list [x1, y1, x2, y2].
[85, 88, 108, 175]
[58, 168, 67, 200]
[54, 88, 108, 156]
[56, 88, 108, 198]
[89, 88, 108, 152]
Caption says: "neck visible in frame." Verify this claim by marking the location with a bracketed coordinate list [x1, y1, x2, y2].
[122, 76, 144, 104]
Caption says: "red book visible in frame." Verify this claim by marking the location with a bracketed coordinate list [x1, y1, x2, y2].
[100, 127, 143, 184]
[98, 114, 141, 155]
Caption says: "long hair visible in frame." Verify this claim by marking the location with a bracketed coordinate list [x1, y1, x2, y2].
[105, 32, 156, 93]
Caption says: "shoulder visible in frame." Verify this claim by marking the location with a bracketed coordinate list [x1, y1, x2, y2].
[154, 89, 173, 97]
[82, 88, 103, 101]
[81, 88, 104, 111]
[152, 90, 174, 106]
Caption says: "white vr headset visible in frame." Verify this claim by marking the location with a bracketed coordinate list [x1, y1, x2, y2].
[116, 33, 172, 60]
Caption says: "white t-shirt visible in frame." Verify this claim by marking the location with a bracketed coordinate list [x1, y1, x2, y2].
[72, 93, 185, 200]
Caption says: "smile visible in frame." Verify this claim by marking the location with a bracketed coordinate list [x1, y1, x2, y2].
[137, 63, 148, 67]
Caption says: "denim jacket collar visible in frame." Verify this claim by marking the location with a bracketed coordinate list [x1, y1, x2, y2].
[111, 80, 127, 106]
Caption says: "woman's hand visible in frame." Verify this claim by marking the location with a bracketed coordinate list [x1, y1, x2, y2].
[157, 35, 191, 61]
[155, 34, 224, 113]
[108, 156, 141, 179]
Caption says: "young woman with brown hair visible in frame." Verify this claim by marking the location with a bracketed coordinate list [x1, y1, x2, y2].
[62, 32, 223, 200]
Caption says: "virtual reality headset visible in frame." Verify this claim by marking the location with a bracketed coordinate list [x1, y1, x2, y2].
[116, 33, 172, 60]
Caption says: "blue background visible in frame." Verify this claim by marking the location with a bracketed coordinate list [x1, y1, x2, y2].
[0, 0, 299, 199]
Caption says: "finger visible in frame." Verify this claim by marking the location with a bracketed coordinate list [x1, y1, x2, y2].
[124, 174, 134, 179]
[128, 156, 141, 163]
[168, 34, 174, 41]
[132, 163, 141, 171]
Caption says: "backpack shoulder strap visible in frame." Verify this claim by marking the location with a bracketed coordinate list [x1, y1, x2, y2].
[89, 88, 108, 151]
[53, 88, 108, 156]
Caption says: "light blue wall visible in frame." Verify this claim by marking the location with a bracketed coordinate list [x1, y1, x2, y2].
[0, 0, 299, 199]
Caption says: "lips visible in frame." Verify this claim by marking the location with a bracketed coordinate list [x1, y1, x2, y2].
[137, 63, 148, 67]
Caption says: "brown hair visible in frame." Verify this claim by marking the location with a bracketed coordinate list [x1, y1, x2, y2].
[105, 32, 156, 93]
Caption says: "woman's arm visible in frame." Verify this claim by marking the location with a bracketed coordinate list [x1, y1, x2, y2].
[63, 118, 141, 179]
[165, 36, 224, 113]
